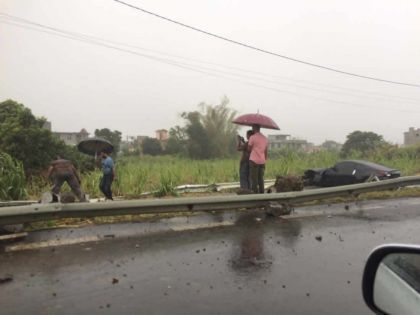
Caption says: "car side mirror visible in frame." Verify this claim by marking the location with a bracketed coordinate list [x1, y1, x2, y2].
[362, 244, 420, 315]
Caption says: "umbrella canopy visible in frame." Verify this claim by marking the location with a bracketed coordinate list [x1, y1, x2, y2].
[77, 137, 113, 157]
[232, 113, 280, 130]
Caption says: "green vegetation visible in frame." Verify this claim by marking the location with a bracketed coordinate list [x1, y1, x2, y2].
[0, 152, 27, 200]
[0, 99, 94, 177]
[142, 137, 163, 156]
[340, 130, 386, 157]
[3, 98, 420, 202]
[94, 128, 122, 155]
[0, 99, 65, 175]
[164, 96, 239, 159]
[24, 146, 420, 199]
[153, 171, 180, 197]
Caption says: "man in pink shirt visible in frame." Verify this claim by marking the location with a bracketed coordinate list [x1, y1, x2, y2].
[248, 124, 269, 193]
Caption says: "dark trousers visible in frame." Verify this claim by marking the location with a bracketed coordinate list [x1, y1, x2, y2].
[250, 161, 265, 194]
[239, 161, 251, 189]
[100, 174, 113, 200]
[52, 172, 85, 201]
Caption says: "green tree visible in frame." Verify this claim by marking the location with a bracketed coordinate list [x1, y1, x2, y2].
[142, 137, 163, 156]
[199, 96, 238, 157]
[182, 111, 211, 159]
[0, 99, 68, 175]
[94, 128, 122, 155]
[61, 145, 95, 173]
[165, 137, 182, 155]
[341, 131, 386, 157]
[165, 126, 187, 155]
[173, 96, 239, 159]
[0, 99, 93, 175]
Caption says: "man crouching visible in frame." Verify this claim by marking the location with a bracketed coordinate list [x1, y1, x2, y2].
[47, 155, 86, 202]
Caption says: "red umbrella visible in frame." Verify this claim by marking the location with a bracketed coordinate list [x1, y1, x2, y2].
[232, 113, 280, 130]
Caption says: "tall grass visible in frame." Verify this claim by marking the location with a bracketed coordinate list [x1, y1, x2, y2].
[25, 147, 420, 199]
[0, 152, 27, 200]
[153, 171, 180, 197]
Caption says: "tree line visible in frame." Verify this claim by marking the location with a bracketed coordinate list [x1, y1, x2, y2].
[0, 97, 412, 176]
[0, 98, 405, 171]
[124, 96, 240, 159]
[0, 100, 127, 178]
[0, 99, 93, 176]
[1, 97, 419, 201]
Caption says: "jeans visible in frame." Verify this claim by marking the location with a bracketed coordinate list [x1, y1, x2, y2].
[249, 161, 265, 194]
[239, 161, 251, 189]
[100, 174, 113, 200]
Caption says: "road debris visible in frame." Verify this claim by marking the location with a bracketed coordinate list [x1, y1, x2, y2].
[267, 175, 304, 193]
[0, 275, 13, 284]
[0, 232, 27, 241]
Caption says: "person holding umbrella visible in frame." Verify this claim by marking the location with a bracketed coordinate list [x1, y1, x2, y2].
[232, 113, 277, 194]
[99, 150, 115, 201]
[236, 129, 253, 190]
[77, 137, 115, 200]
[248, 124, 269, 194]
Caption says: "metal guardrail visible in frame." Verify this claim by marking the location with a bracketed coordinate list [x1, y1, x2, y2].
[0, 201, 37, 208]
[1, 176, 420, 225]
[140, 179, 277, 195]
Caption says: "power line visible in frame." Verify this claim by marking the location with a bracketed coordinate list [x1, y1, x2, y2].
[0, 20, 229, 79]
[1, 16, 419, 114]
[113, 0, 420, 88]
[2, 13, 419, 106]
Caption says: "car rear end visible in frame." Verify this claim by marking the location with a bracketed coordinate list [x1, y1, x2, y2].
[375, 169, 401, 180]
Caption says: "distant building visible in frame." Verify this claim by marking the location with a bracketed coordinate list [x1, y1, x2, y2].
[53, 128, 89, 146]
[321, 140, 342, 151]
[121, 135, 148, 154]
[155, 129, 169, 141]
[268, 134, 313, 151]
[404, 127, 420, 146]
[268, 134, 290, 149]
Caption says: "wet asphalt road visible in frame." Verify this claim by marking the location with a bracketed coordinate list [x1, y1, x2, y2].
[1, 198, 420, 315]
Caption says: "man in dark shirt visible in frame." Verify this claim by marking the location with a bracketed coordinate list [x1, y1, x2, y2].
[237, 130, 253, 190]
[47, 156, 86, 202]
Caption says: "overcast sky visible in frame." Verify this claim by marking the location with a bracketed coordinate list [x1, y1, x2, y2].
[1, 0, 420, 145]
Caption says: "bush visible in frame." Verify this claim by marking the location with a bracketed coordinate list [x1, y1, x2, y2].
[0, 152, 27, 200]
[153, 171, 179, 197]
[0, 99, 90, 176]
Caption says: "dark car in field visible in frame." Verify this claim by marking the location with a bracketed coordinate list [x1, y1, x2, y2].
[303, 160, 401, 187]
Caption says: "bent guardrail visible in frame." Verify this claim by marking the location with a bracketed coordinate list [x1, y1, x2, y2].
[1, 176, 420, 225]
[140, 179, 277, 195]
